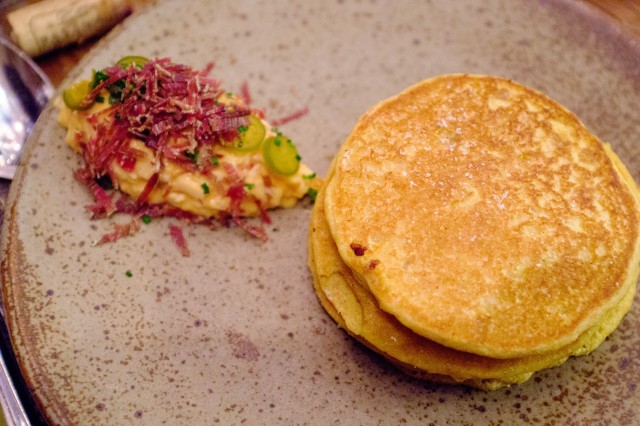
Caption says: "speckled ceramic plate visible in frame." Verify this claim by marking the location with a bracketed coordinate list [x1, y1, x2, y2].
[2, 0, 639, 424]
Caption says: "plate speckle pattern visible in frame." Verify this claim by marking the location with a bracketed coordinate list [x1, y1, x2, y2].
[2, 0, 639, 424]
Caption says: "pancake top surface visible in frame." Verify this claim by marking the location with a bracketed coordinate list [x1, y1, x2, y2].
[324, 74, 640, 358]
[310, 178, 638, 386]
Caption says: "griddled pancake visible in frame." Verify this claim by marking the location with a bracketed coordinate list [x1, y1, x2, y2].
[310, 176, 638, 390]
[324, 74, 640, 359]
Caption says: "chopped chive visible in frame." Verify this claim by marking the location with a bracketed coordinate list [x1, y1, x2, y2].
[141, 215, 151, 224]
[115, 113, 122, 120]
[125, 270, 133, 277]
[302, 172, 317, 180]
[91, 69, 109, 88]
[211, 156, 219, 166]
[237, 125, 248, 134]
[244, 182, 255, 190]
[184, 150, 199, 165]
[95, 95, 105, 103]
[201, 183, 210, 194]
[306, 188, 318, 203]
[295, 154, 302, 161]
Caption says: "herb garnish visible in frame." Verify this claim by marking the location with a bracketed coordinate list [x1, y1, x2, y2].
[184, 150, 200, 165]
[306, 188, 318, 203]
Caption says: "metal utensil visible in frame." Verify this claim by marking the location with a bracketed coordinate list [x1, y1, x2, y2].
[0, 37, 54, 180]
[0, 35, 54, 426]
[0, 351, 28, 426]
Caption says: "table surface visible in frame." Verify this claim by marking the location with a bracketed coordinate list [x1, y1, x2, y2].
[0, 0, 153, 87]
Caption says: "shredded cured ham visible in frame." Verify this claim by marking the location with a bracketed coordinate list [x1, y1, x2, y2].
[271, 106, 310, 127]
[169, 224, 190, 257]
[136, 172, 159, 206]
[74, 168, 115, 218]
[231, 217, 268, 241]
[95, 219, 141, 246]
[240, 81, 252, 106]
[80, 58, 251, 177]
[63, 57, 312, 255]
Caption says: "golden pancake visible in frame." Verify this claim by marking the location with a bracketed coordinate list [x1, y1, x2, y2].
[324, 74, 640, 359]
[310, 176, 637, 390]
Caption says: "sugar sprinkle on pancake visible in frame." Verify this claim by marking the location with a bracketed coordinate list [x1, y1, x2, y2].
[324, 74, 640, 359]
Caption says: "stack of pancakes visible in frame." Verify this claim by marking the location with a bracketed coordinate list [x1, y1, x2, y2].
[308, 74, 640, 390]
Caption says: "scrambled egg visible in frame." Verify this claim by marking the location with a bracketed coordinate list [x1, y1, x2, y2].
[57, 93, 313, 219]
